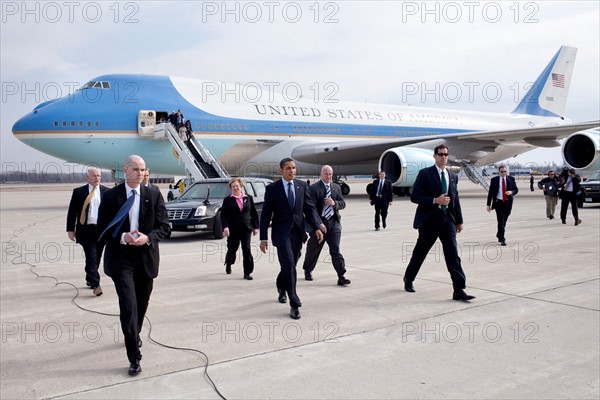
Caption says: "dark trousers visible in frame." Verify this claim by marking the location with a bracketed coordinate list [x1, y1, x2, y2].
[560, 191, 579, 221]
[404, 210, 466, 290]
[275, 226, 304, 308]
[494, 201, 511, 241]
[110, 249, 153, 363]
[224, 230, 254, 275]
[77, 225, 102, 288]
[373, 198, 389, 228]
[303, 217, 346, 277]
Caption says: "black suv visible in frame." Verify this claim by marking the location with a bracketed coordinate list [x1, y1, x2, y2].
[581, 170, 600, 206]
[166, 178, 271, 239]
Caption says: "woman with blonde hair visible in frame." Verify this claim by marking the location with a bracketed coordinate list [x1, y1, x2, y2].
[220, 178, 259, 279]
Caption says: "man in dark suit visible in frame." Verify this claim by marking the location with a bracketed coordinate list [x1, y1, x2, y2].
[486, 165, 519, 246]
[369, 170, 393, 230]
[403, 144, 475, 301]
[302, 165, 351, 285]
[260, 158, 324, 320]
[558, 167, 582, 226]
[66, 167, 109, 296]
[97, 155, 170, 376]
[142, 168, 161, 193]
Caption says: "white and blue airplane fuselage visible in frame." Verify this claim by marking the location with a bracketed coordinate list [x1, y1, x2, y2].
[12, 46, 599, 185]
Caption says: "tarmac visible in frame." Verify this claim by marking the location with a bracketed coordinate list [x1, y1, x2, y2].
[1, 178, 599, 399]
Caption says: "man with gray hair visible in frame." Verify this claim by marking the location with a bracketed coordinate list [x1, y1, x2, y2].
[66, 167, 109, 296]
[302, 165, 351, 286]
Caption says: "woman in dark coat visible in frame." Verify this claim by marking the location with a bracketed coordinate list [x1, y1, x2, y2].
[220, 178, 259, 280]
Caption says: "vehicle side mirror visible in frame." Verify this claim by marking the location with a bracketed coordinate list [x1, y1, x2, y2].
[169, 184, 173, 189]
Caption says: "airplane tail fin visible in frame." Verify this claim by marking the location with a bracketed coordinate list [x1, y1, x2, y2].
[512, 46, 577, 117]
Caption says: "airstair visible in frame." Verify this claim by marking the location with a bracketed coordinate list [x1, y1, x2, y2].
[460, 161, 490, 192]
[137, 110, 229, 181]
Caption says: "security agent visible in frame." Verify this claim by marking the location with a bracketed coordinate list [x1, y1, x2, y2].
[403, 144, 475, 302]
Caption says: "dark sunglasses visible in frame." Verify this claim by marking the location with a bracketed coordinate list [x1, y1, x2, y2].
[436, 153, 449, 157]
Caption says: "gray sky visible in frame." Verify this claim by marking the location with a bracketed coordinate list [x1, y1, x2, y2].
[2, 1, 599, 174]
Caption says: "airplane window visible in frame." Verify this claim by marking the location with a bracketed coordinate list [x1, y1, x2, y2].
[202, 123, 206, 129]
[87, 121, 91, 127]
[221, 124, 225, 129]
[102, 82, 110, 89]
[81, 82, 95, 89]
[244, 124, 249, 130]
[94, 121, 99, 127]
[53, 121, 58, 127]
[93, 82, 102, 88]
[208, 123, 213, 129]
[71, 121, 75, 127]
[79, 121, 83, 127]
[62, 121, 67, 127]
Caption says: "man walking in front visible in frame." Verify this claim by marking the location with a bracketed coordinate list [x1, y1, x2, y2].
[486, 165, 519, 246]
[403, 144, 475, 301]
[260, 158, 323, 320]
[98, 155, 170, 376]
[302, 165, 351, 286]
[66, 167, 108, 296]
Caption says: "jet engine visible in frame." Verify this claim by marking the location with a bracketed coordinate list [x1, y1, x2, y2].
[378, 147, 435, 187]
[562, 128, 600, 173]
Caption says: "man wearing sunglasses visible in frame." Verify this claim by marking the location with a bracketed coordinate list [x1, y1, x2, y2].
[403, 144, 475, 302]
[486, 165, 519, 246]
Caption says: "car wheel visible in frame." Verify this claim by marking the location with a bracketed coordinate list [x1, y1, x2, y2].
[341, 183, 350, 196]
[213, 210, 224, 239]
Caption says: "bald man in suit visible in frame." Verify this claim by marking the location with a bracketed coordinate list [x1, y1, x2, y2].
[98, 155, 170, 376]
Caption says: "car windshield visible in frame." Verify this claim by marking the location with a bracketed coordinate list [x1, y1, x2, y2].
[180, 182, 230, 200]
[588, 171, 600, 181]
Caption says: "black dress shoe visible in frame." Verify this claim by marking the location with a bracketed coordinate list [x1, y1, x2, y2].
[337, 276, 351, 286]
[562, 219, 566, 224]
[290, 307, 301, 320]
[128, 361, 142, 376]
[277, 288, 287, 304]
[243, 274, 253, 280]
[575, 219, 582, 226]
[375, 227, 380, 231]
[305, 272, 313, 281]
[453, 289, 475, 301]
[500, 240, 507, 246]
[225, 263, 232, 274]
[403, 276, 415, 292]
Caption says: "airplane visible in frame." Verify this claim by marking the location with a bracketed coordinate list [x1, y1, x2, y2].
[12, 45, 599, 195]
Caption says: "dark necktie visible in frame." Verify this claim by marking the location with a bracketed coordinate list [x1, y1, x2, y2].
[502, 177, 508, 201]
[322, 184, 333, 220]
[100, 190, 136, 239]
[79, 186, 96, 225]
[441, 170, 448, 210]
[377, 180, 383, 197]
[287, 182, 295, 210]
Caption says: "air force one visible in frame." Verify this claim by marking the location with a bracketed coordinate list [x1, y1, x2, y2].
[12, 45, 600, 194]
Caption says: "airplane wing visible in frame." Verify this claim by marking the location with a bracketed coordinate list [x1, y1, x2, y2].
[291, 121, 599, 164]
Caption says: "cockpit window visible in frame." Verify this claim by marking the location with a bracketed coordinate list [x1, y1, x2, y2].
[81, 81, 111, 90]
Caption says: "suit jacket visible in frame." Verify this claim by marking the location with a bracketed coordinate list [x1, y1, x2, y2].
[369, 179, 393, 204]
[308, 180, 346, 222]
[411, 165, 463, 229]
[97, 183, 171, 279]
[260, 179, 321, 247]
[487, 175, 519, 212]
[66, 184, 109, 237]
[220, 194, 259, 233]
